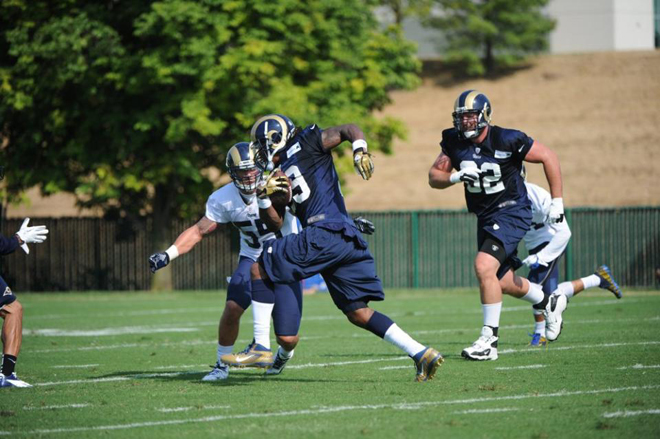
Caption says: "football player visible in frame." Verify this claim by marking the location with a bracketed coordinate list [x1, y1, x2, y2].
[149, 142, 303, 381]
[429, 90, 569, 361]
[0, 167, 50, 388]
[247, 114, 443, 381]
[520, 166, 623, 346]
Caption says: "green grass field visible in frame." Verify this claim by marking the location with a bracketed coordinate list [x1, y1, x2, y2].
[1, 288, 659, 438]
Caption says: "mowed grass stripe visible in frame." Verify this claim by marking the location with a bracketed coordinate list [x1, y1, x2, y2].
[2, 385, 658, 436]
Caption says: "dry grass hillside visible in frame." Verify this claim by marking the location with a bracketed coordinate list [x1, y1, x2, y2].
[6, 51, 660, 218]
[344, 50, 660, 211]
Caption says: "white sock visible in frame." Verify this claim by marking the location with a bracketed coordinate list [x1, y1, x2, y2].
[482, 302, 502, 328]
[383, 324, 426, 357]
[278, 347, 294, 359]
[534, 320, 546, 334]
[581, 274, 601, 290]
[555, 281, 576, 299]
[521, 282, 545, 304]
[217, 344, 233, 364]
[252, 301, 274, 349]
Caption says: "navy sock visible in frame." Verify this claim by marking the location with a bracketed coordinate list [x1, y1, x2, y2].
[2, 354, 16, 376]
[251, 279, 275, 304]
[365, 311, 395, 339]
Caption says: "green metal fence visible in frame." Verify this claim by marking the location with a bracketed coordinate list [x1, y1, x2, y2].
[354, 206, 660, 289]
[0, 206, 657, 291]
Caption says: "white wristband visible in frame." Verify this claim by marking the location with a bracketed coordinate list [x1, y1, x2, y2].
[352, 139, 367, 153]
[257, 197, 272, 209]
[165, 245, 179, 261]
[449, 172, 461, 184]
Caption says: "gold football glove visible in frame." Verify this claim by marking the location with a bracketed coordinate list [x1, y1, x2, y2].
[265, 175, 291, 197]
[353, 150, 374, 180]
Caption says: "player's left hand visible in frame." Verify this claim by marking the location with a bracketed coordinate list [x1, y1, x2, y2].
[149, 252, 170, 273]
[522, 254, 549, 270]
[265, 176, 291, 197]
[15, 218, 49, 254]
[353, 149, 374, 180]
[547, 198, 565, 224]
[353, 217, 375, 235]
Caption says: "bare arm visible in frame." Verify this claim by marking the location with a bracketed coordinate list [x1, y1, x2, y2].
[428, 152, 455, 190]
[259, 204, 285, 233]
[524, 141, 563, 198]
[321, 124, 365, 152]
[172, 216, 218, 255]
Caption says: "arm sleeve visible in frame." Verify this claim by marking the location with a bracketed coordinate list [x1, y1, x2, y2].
[509, 130, 534, 161]
[536, 222, 572, 264]
[0, 234, 20, 255]
[205, 197, 229, 224]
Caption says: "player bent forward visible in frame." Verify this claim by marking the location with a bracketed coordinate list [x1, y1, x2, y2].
[149, 142, 303, 380]
[246, 114, 443, 381]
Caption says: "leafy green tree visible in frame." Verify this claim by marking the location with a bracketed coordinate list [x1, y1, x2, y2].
[0, 0, 420, 289]
[427, 0, 555, 76]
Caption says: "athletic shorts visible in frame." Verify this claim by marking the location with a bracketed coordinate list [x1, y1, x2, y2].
[527, 242, 562, 295]
[260, 225, 384, 312]
[0, 275, 16, 310]
[226, 256, 255, 310]
[477, 207, 532, 279]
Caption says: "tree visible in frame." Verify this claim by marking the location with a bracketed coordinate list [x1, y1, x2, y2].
[0, 0, 421, 289]
[426, 0, 555, 76]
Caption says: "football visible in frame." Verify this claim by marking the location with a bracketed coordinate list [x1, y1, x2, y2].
[268, 170, 292, 208]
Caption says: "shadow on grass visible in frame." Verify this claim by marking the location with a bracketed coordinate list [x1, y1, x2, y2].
[91, 370, 351, 385]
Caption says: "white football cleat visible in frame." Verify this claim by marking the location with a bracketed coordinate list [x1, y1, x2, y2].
[461, 326, 499, 361]
[0, 373, 32, 388]
[544, 294, 568, 341]
[201, 362, 229, 381]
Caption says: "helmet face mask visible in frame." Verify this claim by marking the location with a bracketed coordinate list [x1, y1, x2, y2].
[452, 90, 492, 139]
[250, 114, 297, 171]
[226, 142, 263, 194]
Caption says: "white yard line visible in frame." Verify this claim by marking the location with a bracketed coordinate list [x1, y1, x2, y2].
[2, 385, 658, 436]
[452, 407, 520, 414]
[494, 364, 547, 371]
[499, 341, 660, 355]
[379, 365, 410, 370]
[23, 404, 91, 411]
[157, 405, 230, 413]
[617, 364, 660, 370]
[27, 326, 200, 337]
[602, 409, 660, 418]
[51, 364, 99, 369]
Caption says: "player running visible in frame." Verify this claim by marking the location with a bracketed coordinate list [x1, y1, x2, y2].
[246, 114, 443, 381]
[429, 90, 569, 360]
[520, 167, 623, 345]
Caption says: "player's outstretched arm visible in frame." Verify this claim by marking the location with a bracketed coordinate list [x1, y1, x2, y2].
[525, 141, 564, 223]
[322, 124, 374, 180]
[149, 216, 218, 273]
[429, 152, 460, 189]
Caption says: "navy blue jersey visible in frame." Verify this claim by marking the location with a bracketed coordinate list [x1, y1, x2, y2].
[441, 125, 533, 218]
[277, 125, 352, 227]
[0, 233, 19, 256]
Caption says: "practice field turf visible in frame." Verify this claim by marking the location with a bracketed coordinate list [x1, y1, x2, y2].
[1, 288, 659, 438]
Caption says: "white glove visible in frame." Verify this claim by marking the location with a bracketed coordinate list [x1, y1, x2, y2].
[15, 218, 49, 254]
[547, 198, 565, 224]
[450, 167, 481, 184]
[522, 254, 549, 270]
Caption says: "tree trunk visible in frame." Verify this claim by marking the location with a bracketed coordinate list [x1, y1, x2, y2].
[150, 183, 173, 291]
[484, 38, 494, 75]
